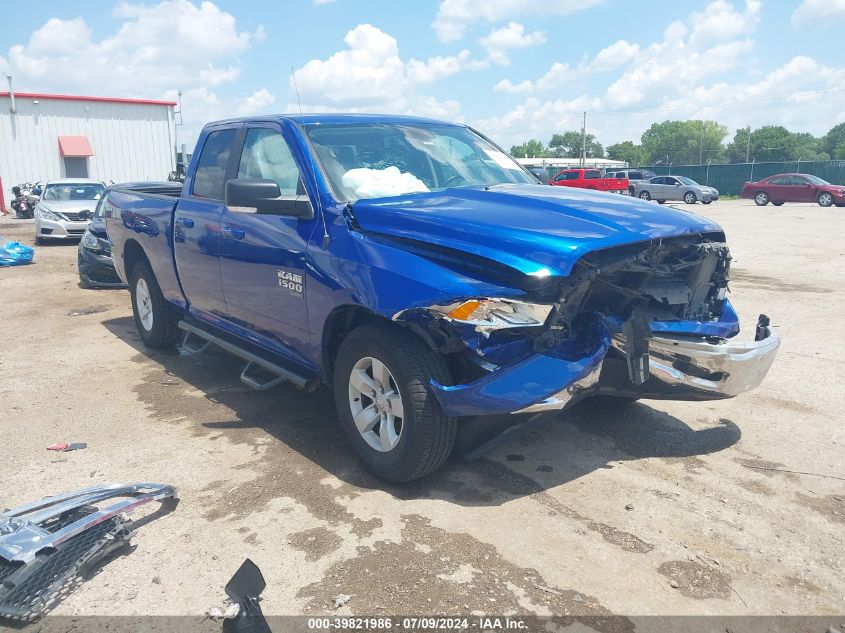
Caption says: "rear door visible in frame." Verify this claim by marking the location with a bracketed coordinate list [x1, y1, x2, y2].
[765, 176, 791, 202]
[218, 123, 317, 364]
[173, 125, 239, 319]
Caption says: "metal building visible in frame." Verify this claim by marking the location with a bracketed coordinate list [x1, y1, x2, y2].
[1, 88, 177, 209]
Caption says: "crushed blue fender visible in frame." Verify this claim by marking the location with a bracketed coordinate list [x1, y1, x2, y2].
[0, 239, 34, 266]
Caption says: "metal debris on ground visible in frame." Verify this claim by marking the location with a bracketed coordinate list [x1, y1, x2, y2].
[0, 483, 176, 621]
[332, 593, 352, 609]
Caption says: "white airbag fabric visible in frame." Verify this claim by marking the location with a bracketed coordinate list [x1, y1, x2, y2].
[342, 167, 430, 199]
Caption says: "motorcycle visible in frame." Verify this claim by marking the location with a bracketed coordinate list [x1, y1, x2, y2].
[10, 186, 34, 219]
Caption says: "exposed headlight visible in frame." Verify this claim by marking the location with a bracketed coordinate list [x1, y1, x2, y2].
[81, 230, 100, 250]
[430, 299, 552, 331]
[38, 207, 61, 221]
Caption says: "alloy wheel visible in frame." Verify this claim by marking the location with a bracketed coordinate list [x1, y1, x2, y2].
[348, 356, 404, 452]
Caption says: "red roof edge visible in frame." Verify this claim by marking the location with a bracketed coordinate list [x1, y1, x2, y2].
[0, 91, 177, 107]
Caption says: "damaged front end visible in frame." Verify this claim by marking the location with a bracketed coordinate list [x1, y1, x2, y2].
[395, 234, 779, 417]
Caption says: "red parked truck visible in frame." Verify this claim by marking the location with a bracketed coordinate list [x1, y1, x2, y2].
[549, 168, 628, 194]
[741, 173, 845, 207]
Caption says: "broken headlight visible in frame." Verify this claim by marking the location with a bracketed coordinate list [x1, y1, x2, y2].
[430, 299, 553, 331]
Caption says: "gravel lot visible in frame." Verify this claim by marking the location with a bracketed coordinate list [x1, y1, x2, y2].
[1, 199, 843, 619]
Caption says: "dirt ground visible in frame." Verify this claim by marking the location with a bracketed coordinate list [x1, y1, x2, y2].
[0, 199, 843, 619]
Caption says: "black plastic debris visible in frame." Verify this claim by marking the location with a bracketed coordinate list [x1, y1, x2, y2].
[222, 559, 271, 633]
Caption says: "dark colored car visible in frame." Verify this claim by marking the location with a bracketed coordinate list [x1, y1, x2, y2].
[78, 195, 126, 288]
[741, 173, 845, 207]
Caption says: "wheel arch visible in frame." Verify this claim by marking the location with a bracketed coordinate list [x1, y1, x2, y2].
[321, 304, 437, 383]
[123, 239, 149, 280]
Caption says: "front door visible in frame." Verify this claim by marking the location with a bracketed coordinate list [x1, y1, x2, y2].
[219, 124, 317, 365]
[788, 175, 816, 202]
[173, 126, 239, 320]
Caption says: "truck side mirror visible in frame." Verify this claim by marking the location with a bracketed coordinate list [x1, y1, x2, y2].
[225, 178, 313, 220]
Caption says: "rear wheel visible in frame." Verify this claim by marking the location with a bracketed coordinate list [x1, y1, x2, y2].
[333, 324, 456, 482]
[129, 260, 179, 348]
[818, 192, 834, 207]
[639, 191, 651, 201]
[684, 191, 697, 204]
[754, 192, 769, 206]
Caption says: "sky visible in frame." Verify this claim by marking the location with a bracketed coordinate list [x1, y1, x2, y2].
[1, 0, 844, 152]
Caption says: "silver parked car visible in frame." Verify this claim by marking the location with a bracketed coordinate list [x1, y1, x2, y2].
[633, 175, 718, 205]
[35, 179, 106, 244]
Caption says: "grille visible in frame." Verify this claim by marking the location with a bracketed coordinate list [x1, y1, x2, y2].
[0, 517, 127, 620]
[60, 211, 91, 221]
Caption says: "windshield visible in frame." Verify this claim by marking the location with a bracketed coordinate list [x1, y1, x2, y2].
[42, 183, 104, 201]
[805, 175, 830, 185]
[303, 123, 535, 201]
[676, 176, 699, 186]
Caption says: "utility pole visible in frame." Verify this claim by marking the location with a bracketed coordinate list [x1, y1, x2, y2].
[746, 125, 751, 163]
[699, 122, 704, 165]
[580, 111, 587, 168]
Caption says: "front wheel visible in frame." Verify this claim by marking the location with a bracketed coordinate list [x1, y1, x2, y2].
[684, 191, 697, 204]
[818, 192, 834, 207]
[754, 192, 769, 206]
[334, 324, 456, 482]
[129, 260, 179, 348]
[639, 191, 651, 201]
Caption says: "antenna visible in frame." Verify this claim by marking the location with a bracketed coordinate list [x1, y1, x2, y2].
[292, 66, 330, 249]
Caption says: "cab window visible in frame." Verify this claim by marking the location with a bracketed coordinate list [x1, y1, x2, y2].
[237, 128, 304, 195]
[192, 129, 236, 200]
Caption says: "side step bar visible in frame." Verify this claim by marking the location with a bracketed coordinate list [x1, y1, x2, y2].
[177, 320, 315, 392]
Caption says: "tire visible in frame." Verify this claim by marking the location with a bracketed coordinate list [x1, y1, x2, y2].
[333, 324, 456, 482]
[129, 260, 179, 348]
[684, 191, 697, 204]
[628, 187, 635, 196]
[657, 200, 666, 204]
[639, 191, 651, 201]
[754, 192, 769, 206]
[772, 201, 784, 206]
[818, 192, 834, 207]
[702, 200, 712, 204]
[34, 236, 45, 245]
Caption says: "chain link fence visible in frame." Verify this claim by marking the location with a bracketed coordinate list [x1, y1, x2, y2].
[641, 160, 845, 196]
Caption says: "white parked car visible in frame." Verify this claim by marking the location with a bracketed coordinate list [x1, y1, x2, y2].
[35, 179, 106, 244]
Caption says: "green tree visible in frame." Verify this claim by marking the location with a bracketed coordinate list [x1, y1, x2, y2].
[793, 132, 828, 161]
[822, 123, 845, 159]
[510, 139, 550, 158]
[726, 127, 753, 163]
[549, 131, 604, 158]
[607, 140, 647, 166]
[640, 120, 727, 165]
[747, 125, 797, 162]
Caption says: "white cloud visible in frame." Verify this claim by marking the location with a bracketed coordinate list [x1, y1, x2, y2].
[479, 22, 546, 65]
[474, 0, 845, 150]
[493, 40, 639, 94]
[313, 0, 336, 4]
[791, 0, 845, 25]
[290, 23, 473, 119]
[4, 0, 260, 96]
[235, 88, 276, 116]
[2, 1, 268, 151]
[432, 0, 605, 42]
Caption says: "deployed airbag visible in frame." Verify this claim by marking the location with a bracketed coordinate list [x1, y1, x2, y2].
[342, 166, 430, 199]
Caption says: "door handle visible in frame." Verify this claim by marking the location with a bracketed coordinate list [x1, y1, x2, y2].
[176, 217, 194, 228]
[222, 226, 245, 240]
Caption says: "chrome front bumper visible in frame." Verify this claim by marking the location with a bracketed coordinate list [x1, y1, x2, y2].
[632, 326, 780, 398]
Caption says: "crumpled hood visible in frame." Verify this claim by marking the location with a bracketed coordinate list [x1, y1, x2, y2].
[351, 184, 723, 277]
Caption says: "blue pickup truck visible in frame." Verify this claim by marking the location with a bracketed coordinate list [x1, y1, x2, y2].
[103, 114, 779, 481]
